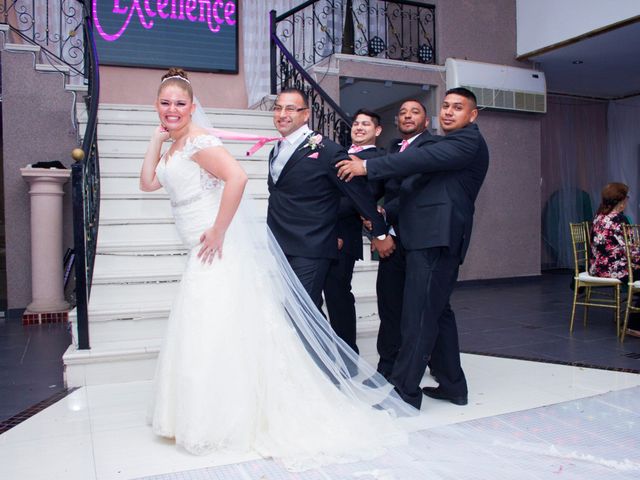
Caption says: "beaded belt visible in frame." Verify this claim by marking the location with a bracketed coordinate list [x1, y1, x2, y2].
[171, 192, 205, 208]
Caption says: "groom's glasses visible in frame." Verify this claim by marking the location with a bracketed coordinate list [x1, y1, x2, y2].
[272, 105, 308, 114]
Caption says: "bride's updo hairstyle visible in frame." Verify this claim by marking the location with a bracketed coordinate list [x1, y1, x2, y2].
[158, 67, 193, 101]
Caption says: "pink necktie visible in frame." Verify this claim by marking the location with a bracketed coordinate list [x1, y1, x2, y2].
[348, 145, 364, 154]
[399, 140, 409, 152]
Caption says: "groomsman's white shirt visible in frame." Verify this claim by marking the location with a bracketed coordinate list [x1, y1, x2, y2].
[271, 125, 311, 182]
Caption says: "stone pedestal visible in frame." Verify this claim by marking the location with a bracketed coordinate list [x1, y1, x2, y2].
[21, 167, 71, 319]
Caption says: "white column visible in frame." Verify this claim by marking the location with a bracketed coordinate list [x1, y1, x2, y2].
[21, 168, 71, 313]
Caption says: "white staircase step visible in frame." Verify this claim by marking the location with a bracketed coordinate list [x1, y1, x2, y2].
[66, 83, 88, 93]
[63, 314, 381, 386]
[100, 198, 173, 223]
[91, 252, 378, 289]
[93, 122, 277, 139]
[101, 173, 269, 197]
[97, 194, 269, 223]
[36, 63, 70, 73]
[3, 42, 40, 53]
[78, 103, 275, 129]
[97, 137, 273, 159]
[98, 154, 268, 176]
[74, 284, 378, 349]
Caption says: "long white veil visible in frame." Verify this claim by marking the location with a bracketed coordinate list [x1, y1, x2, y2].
[192, 99, 417, 417]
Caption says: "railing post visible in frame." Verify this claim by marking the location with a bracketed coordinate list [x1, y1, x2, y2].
[71, 149, 90, 350]
[270, 9, 277, 95]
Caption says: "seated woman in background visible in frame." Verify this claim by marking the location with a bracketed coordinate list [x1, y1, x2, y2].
[590, 182, 640, 337]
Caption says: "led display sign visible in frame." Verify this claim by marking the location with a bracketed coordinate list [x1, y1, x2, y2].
[92, 1, 238, 73]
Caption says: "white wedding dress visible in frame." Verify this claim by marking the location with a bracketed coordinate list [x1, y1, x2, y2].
[148, 134, 408, 471]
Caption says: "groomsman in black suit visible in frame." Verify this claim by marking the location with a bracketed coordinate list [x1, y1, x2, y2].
[267, 88, 394, 310]
[374, 100, 435, 380]
[337, 88, 489, 409]
[323, 108, 385, 355]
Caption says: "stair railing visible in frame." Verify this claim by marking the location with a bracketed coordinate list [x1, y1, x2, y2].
[0, 0, 87, 78]
[71, 1, 100, 350]
[270, 9, 352, 146]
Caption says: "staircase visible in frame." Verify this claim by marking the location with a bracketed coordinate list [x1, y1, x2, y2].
[63, 104, 381, 386]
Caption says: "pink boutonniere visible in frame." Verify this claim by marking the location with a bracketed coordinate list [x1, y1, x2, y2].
[307, 152, 319, 159]
[304, 134, 324, 151]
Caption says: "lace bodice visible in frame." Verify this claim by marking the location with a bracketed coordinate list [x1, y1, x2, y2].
[155, 134, 226, 248]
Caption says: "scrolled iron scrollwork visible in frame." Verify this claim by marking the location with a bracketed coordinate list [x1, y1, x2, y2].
[1, 0, 85, 77]
[274, 1, 435, 67]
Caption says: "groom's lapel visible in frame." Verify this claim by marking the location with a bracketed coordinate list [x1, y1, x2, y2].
[276, 132, 313, 183]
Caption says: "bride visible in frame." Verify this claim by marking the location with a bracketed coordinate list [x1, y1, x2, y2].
[140, 68, 415, 471]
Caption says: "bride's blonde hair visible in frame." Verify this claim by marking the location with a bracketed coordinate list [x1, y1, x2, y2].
[158, 67, 193, 100]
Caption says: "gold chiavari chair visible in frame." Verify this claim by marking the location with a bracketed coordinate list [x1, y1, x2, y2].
[621, 224, 640, 342]
[569, 222, 621, 336]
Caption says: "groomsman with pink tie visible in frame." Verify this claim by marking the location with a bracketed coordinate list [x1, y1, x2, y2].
[374, 100, 435, 381]
[323, 109, 386, 358]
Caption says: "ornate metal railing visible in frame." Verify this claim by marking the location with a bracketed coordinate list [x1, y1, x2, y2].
[273, 0, 436, 69]
[270, 10, 351, 146]
[0, 0, 86, 78]
[71, 1, 99, 350]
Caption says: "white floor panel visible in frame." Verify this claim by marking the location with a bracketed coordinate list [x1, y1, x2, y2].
[4, 355, 640, 480]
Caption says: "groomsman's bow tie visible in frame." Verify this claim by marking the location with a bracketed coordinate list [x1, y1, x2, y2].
[348, 145, 364, 154]
[399, 139, 410, 152]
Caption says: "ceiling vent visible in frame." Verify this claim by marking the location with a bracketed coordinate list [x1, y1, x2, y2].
[445, 58, 546, 113]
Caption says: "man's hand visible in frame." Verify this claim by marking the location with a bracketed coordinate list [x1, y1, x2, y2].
[361, 216, 372, 231]
[336, 155, 366, 182]
[372, 236, 395, 258]
[337, 238, 344, 250]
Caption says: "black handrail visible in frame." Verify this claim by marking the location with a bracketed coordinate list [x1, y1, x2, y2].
[71, 1, 100, 350]
[270, 11, 352, 146]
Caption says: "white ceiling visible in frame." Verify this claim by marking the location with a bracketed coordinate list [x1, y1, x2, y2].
[527, 20, 640, 99]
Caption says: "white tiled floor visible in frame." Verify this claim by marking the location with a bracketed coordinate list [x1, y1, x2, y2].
[2, 353, 639, 480]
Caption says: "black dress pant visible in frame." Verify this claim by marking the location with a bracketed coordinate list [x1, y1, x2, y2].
[389, 246, 467, 409]
[323, 251, 359, 354]
[286, 255, 332, 312]
[375, 237, 405, 377]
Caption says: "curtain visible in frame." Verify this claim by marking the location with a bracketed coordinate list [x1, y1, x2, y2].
[242, 0, 298, 108]
[607, 96, 640, 224]
[540, 95, 608, 268]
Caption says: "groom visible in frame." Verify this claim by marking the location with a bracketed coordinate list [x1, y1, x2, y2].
[267, 87, 393, 310]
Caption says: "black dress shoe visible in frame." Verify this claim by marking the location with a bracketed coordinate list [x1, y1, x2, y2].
[422, 386, 468, 406]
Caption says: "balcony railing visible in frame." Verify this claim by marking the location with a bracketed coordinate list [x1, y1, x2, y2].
[273, 0, 436, 69]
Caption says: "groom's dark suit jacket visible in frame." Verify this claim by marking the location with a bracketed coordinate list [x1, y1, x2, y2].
[267, 132, 386, 259]
[366, 123, 489, 262]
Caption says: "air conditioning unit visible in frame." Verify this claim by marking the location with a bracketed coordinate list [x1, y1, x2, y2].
[445, 58, 546, 113]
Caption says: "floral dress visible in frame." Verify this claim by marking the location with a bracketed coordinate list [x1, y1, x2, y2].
[589, 212, 638, 279]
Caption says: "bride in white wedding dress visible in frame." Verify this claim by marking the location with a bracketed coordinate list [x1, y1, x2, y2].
[140, 69, 413, 471]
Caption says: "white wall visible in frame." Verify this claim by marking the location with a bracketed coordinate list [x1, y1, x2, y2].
[516, 0, 640, 56]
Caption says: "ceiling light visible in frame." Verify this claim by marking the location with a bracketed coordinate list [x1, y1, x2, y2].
[361, 89, 369, 94]
[384, 80, 392, 87]
[572, 60, 584, 65]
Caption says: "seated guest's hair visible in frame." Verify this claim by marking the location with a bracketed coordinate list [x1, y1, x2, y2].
[597, 182, 629, 215]
[353, 108, 381, 126]
[445, 87, 477, 107]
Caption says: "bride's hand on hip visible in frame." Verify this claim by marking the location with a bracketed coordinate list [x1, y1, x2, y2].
[198, 226, 225, 263]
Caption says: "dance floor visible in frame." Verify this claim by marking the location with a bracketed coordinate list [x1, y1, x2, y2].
[1, 353, 639, 479]
[2, 272, 639, 478]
